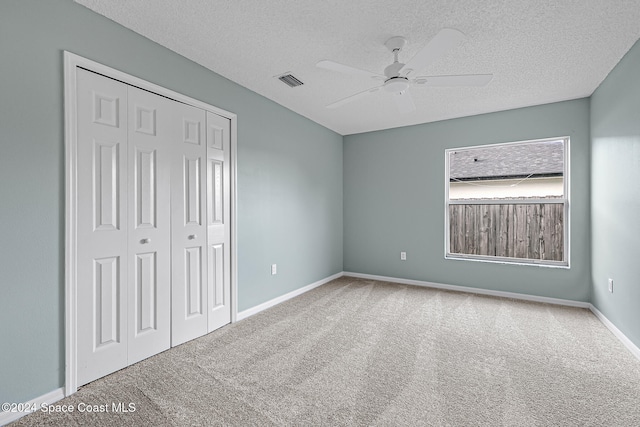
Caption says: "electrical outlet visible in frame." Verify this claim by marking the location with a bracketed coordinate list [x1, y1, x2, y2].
[608, 278, 613, 293]
[271, 264, 277, 275]
[400, 252, 407, 261]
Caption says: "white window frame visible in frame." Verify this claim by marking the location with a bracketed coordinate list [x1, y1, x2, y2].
[444, 136, 570, 268]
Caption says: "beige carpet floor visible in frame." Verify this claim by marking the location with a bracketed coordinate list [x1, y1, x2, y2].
[12, 277, 640, 426]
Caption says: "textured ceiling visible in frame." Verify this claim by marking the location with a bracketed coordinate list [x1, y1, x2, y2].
[75, 0, 640, 136]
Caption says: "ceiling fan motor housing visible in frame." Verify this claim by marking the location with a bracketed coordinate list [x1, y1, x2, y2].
[383, 37, 410, 93]
[384, 61, 405, 78]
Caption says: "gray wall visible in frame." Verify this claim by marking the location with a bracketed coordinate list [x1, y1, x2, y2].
[590, 39, 640, 349]
[0, 0, 343, 404]
[344, 99, 591, 301]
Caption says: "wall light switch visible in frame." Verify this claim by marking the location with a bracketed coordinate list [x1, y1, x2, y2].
[400, 252, 407, 261]
[608, 278, 613, 293]
[271, 264, 277, 275]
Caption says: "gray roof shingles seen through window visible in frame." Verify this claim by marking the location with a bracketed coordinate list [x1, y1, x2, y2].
[449, 140, 564, 180]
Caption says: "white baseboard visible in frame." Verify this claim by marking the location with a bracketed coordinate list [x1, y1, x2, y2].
[589, 305, 640, 361]
[0, 387, 65, 426]
[343, 271, 591, 308]
[236, 272, 344, 321]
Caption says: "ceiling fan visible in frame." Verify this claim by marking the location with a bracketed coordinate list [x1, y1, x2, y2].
[316, 29, 493, 113]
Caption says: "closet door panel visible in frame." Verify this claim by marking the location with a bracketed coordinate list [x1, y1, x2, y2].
[74, 66, 233, 386]
[126, 86, 172, 364]
[172, 103, 208, 346]
[76, 69, 128, 386]
[206, 112, 232, 332]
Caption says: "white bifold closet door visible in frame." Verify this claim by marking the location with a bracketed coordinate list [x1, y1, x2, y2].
[171, 107, 232, 345]
[76, 69, 172, 385]
[206, 111, 232, 333]
[170, 102, 208, 345]
[126, 85, 173, 364]
[75, 68, 232, 387]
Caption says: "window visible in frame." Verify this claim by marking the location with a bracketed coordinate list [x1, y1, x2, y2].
[445, 137, 569, 267]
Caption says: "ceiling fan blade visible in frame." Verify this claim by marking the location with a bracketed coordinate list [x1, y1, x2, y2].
[326, 86, 383, 109]
[400, 28, 465, 78]
[317, 60, 385, 80]
[392, 90, 416, 113]
[414, 74, 493, 86]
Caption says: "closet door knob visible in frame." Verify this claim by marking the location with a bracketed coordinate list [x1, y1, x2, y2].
[140, 238, 151, 244]
[188, 234, 197, 240]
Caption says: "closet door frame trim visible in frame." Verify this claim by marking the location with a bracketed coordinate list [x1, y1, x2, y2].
[64, 51, 238, 396]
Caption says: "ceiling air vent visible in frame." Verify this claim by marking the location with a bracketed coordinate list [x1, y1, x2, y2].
[277, 73, 304, 88]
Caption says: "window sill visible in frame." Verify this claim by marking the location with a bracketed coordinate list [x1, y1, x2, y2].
[445, 253, 570, 269]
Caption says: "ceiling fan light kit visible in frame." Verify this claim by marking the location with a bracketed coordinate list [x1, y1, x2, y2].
[317, 28, 493, 113]
[384, 77, 410, 93]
